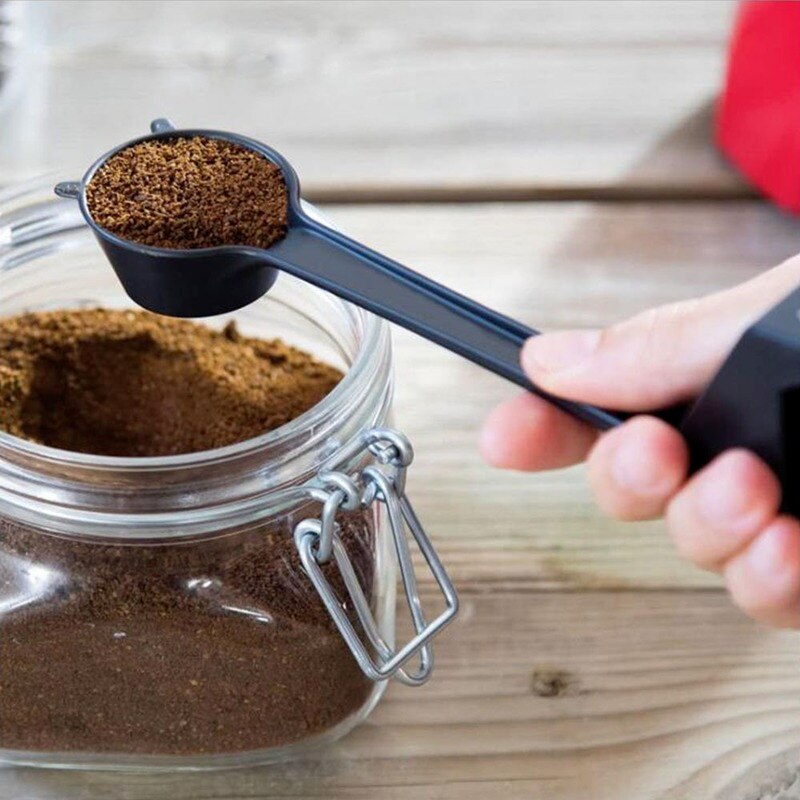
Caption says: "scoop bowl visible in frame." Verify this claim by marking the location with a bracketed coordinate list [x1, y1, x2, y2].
[55, 118, 295, 317]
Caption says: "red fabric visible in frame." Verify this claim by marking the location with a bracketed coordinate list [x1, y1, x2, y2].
[717, 1, 800, 212]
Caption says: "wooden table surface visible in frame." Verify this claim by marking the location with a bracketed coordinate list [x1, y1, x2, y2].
[5, 2, 800, 798]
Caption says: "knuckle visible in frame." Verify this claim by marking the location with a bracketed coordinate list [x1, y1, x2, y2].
[666, 501, 718, 570]
[602, 300, 700, 402]
[636, 302, 697, 370]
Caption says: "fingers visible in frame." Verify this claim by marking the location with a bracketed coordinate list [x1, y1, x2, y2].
[481, 399, 800, 627]
[724, 517, 800, 628]
[479, 392, 597, 471]
[664, 449, 798, 628]
[665, 450, 781, 570]
[586, 416, 688, 521]
[521, 254, 800, 411]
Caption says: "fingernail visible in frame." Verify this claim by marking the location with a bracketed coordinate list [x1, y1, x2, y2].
[694, 452, 761, 529]
[612, 437, 667, 494]
[522, 331, 600, 376]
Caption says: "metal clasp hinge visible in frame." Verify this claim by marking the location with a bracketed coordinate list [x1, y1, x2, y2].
[293, 428, 459, 686]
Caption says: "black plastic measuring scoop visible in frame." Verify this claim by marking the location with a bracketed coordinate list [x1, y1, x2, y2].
[54, 119, 800, 512]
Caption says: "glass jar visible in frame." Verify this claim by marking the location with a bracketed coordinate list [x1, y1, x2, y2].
[0, 1, 26, 116]
[0, 176, 457, 770]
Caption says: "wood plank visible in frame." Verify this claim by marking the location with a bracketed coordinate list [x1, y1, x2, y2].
[0, 1, 742, 196]
[318, 201, 800, 591]
[3, 591, 798, 799]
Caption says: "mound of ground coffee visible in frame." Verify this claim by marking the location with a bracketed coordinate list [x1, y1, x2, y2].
[0, 309, 340, 456]
[86, 136, 288, 250]
[0, 309, 376, 757]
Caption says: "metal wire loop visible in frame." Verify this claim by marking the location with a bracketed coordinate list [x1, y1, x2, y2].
[317, 471, 361, 510]
[312, 488, 342, 564]
[313, 471, 363, 563]
[365, 428, 414, 467]
[293, 427, 458, 686]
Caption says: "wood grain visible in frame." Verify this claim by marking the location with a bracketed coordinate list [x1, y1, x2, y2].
[4, 591, 799, 800]
[322, 201, 800, 591]
[2, 4, 799, 795]
[0, 1, 742, 197]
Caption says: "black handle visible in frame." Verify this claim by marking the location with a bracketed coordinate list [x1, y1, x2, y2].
[267, 218, 625, 432]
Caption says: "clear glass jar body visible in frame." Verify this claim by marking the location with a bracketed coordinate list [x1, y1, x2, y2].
[0, 178, 396, 769]
[0, 1, 27, 116]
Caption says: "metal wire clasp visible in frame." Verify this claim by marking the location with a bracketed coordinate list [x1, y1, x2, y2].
[293, 428, 459, 686]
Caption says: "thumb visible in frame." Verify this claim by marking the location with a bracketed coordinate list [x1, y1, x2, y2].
[523, 256, 800, 411]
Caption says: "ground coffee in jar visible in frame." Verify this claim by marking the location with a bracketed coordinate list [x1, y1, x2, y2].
[0, 309, 377, 756]
[0, 309, 340, 456]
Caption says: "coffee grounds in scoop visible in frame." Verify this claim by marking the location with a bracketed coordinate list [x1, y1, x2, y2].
[86, 136, 289, 250]
[0, 309, 340, 456]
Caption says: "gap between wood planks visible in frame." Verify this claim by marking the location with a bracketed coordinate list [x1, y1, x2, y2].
[306, 184, 759, 205]
[420, 584, 727, 598]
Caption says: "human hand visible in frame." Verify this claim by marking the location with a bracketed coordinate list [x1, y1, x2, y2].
[480, 256, 800, 628]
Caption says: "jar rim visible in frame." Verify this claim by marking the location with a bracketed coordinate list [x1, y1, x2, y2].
[0, 175, 394, 536]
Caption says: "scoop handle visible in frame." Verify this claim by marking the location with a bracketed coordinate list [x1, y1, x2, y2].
[267, 217, 625, 432]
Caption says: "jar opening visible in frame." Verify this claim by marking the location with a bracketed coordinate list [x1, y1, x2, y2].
[6, 311, 342, 458]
